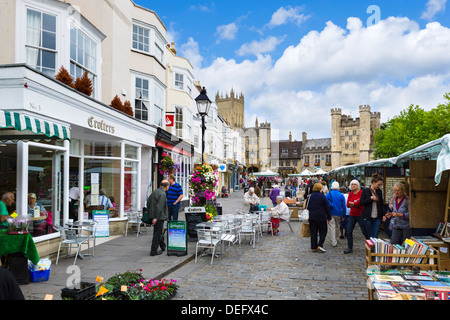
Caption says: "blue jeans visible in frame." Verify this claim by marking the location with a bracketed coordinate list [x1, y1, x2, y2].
[168, 204, 180, 221]
[363, 218, 382, 239]
[347, 215, 368, 249]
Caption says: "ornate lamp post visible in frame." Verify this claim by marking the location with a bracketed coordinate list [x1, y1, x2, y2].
[195, 87, 211, 164]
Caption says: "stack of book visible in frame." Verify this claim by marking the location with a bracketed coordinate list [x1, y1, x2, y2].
[368, 269, 450, 300]
[366, 237, 437, 265]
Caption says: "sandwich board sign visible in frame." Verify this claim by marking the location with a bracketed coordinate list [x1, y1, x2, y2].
[185, 207, 207, 238]
[167, 221, 187, 256]
[93, 210, 109, 237]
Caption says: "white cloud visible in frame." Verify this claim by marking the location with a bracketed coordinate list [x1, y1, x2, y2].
[179, 37, 203, 70]
[267, 6, 310, 27]
[268, 17, 450, 90]
[189, 4, 212, 12]
[236, 36, 286, 57]
[189, 16, 450, 139]
[421, 0, 447, 20]
[215, 22, 238, 42]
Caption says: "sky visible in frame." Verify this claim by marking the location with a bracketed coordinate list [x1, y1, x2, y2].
[134, 0, 450, 141]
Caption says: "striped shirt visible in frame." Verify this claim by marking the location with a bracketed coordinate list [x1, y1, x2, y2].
[167, 182, 183, 206]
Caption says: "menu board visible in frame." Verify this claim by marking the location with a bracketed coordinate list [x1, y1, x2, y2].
[185, 207, 207, 238]
[93, 210, 109, 238]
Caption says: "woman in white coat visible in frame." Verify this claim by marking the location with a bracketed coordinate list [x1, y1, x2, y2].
[270, 196, 290, 234]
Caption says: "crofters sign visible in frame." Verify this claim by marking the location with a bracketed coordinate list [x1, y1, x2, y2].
[166, 115, 174, 127]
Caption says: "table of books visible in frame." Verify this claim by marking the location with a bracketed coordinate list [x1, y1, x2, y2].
[367, 267, 450, 300]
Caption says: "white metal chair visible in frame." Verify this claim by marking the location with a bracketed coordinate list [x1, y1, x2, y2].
[239, 217, 257, 248]
[56, 226, 89, 265]
[258, 211, 273, 237]
[125, 211, 147, 237]
[221, 221, 242, 257]
[78, 220, 98, 257]
[281, 210, 294, 234]
[195, 228, 222, 265]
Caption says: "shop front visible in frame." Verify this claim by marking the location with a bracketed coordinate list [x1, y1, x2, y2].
[155, 127, 193, 205]
[0, 65, 156, 257]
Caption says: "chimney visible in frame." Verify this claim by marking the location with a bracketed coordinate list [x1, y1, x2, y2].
[170, 42, 177, 54]
[289, 131, 292, 142]
[302, 132, 307, 144]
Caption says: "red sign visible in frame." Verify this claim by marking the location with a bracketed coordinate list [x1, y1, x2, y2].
[165, 115, 174, 127]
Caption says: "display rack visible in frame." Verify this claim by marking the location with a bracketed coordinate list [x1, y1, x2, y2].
[365, 243, 440, 271]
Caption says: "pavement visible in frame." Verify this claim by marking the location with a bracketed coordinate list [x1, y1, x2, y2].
[19, 189, 372, 300]
[19, 189, 263, 300]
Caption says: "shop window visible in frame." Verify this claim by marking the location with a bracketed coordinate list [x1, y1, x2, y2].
[0, 143, 17, 212]
[28, 145, 65, 237]
[124, 160, 138, 212]
[84, 158, 121, 216]
[84, 141, 121, 158]
[125, 144, 138, 160]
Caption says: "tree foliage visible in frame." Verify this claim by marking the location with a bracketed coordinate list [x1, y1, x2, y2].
[373, 93, 450, 159]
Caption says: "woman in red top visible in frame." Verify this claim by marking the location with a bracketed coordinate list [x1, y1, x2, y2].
[344, 180, 369, 254]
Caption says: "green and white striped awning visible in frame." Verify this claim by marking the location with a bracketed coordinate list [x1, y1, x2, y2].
[0, 110, 70, 141]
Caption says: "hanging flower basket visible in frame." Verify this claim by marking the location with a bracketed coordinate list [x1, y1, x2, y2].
[159, 152, 180, 176]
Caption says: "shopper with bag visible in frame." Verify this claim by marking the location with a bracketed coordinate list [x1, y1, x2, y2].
[243, 187, 260, 213]
[326, 182, 346, 247]
[270, 195, 290, 235]
[307, 183, 331, 253]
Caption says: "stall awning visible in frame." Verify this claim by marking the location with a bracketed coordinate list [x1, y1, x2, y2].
[0, 110, 70, 141]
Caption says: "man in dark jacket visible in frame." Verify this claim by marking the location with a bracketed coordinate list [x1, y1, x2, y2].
[147, 180, 170, 256]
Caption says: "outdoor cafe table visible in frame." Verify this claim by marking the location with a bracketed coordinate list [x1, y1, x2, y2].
[0, 230, 40, 265]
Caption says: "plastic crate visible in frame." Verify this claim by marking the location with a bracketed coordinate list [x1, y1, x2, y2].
[30, 268, 50, 282]
[61, 282, 96, 300]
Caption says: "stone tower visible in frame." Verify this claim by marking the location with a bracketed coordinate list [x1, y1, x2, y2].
[330, 105, 381, 169]
[215, 88, 245, 130]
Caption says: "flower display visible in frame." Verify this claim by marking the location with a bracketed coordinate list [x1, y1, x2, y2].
[93, 269, 179, 300]
[159, 152, 180, 176]
[189, 163, 219, 221]
[7, 216, 30, 234]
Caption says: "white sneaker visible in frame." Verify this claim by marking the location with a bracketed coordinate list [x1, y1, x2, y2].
[317, 246, 326, 253]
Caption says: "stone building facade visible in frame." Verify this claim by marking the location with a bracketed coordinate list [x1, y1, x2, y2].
[243, 118, 272, 173]
[300, 132, 332, 172]
[331, 105, 381, 169]
[270, 132, 303, 174]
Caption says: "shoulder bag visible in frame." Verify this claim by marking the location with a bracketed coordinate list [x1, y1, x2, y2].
[300, 195, 310, 221]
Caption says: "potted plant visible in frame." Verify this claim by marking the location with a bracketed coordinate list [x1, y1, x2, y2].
[159, 152, 180, 176]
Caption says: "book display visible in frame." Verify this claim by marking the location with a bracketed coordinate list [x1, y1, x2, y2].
[365, 237, 440, 270]
[367, 268, 450, 300]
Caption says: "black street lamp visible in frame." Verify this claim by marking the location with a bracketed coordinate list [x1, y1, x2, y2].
[195, 87, 211, 164]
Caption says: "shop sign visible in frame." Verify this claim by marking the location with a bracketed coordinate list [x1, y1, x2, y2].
[88, 116, 115, 134]
[165, 115, 174, 127]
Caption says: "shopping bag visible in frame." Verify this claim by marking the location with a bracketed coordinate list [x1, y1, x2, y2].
[301, 223, 310, 237]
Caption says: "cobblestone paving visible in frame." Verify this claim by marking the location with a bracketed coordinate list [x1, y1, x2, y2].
[169, 191, 373, 300]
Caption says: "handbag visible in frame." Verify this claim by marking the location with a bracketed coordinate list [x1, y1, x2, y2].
[300, 196, 310, 221]
[141, 207, 151, 224]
